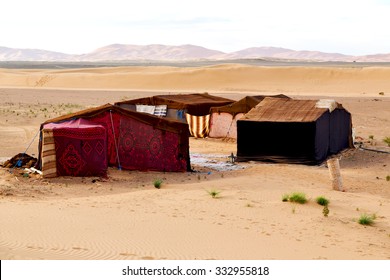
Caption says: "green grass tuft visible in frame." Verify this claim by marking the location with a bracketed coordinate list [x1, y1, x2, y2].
[316, 196, 330, 206]
[288, 192, 307, 204]
[207, 189, 220, 198]
[153, 179, 163, 189]
[358, 213, 376, 225]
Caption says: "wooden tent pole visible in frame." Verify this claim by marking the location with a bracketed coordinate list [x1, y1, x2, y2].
[327, 158, 343, 191]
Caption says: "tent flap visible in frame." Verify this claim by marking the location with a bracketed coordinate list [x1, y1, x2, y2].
[185, 113, 210, 138]
[43, 119, 108, 177]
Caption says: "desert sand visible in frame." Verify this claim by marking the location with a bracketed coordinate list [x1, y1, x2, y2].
[2, 64, 390, 95]
[0, 64, 389, 260]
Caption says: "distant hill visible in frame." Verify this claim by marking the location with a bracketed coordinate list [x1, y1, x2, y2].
[1, 44, 390, 62]
[0, 46, 73, 61]
[215, 47, 353, 61]
[78, 44, 224, 61]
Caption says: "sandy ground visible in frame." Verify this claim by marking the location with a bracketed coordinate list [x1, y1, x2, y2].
[0, 64, 389, 260]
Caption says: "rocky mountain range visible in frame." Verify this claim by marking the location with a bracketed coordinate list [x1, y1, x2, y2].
[1, 44, 390, 62]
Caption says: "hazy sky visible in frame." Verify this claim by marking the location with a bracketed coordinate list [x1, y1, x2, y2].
[1, 0, 390, 55]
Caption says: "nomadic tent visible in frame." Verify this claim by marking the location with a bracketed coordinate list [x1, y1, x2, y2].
[115, 93, 234, 138]
[37, 104, 190, 177]
[236, 98, 353, 165]
[209, 95, 289, 139]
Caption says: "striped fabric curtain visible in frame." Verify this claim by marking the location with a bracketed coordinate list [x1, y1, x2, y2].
[41, 128, 57, 178]
[185, 113, 211, 138]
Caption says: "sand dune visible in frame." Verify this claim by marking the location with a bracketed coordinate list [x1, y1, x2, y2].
[1, 65, 390, 96]
[0, 65, 389, 260]
[1, 154, 389, 260]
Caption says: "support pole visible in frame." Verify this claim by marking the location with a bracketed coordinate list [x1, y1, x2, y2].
[327, 158, 343, 191]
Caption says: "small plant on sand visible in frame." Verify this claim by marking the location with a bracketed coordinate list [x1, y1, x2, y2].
[386, 175, 390, 182]
[288, 192, 308, 204]
[291, 205, 296, 214]
[316, 196, 330, 206]
[383, 137, 390, 147]
[358, 213, 376, 226]
[282, 194, 290, 202]
[379, 92, 385, 96]
[153, 179, 163, 189]
[323, 205, 329, 217]
[369, 135, 374, 140]
[207, 189, 220, 199]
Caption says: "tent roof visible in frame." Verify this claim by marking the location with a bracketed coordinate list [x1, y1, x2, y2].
[241, 98, 346, 123]
[115, 93, 234, 116]
[43, 118, 105, 130]
[209, 94, 290, 115]
[41, 103, 188, 134]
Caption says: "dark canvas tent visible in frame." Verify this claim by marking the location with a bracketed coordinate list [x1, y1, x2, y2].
[209, 95, 289, 139]
[115, 93, 234, 138]
[236, 98, 353, 165]
[37, 104, 190, 177]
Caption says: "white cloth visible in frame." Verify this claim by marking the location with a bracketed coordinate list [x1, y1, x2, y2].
[136, 105, 156, 115]
[154, 105, 167, 117]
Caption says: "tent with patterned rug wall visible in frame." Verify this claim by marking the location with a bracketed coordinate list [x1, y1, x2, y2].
[115, 93, 234, 138]
[37, 104, 190, 178]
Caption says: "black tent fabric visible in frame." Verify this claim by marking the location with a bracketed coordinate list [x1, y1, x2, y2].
[236, 98, 353, 165]
[329, 108, 353, 154]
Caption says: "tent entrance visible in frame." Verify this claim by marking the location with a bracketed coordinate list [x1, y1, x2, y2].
[42, 119, 108, 177]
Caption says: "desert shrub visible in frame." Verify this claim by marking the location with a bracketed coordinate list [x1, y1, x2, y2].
[153, 179, 163, 189]
[386, 175, 390, 182]
[358, 213, 376, 225]
[288, 192, 307, 204]
[383, 137, 390, 147]
[316, 196, 330, 206]
[323, 205, 329, 217]
[207, 189, 220, 198]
